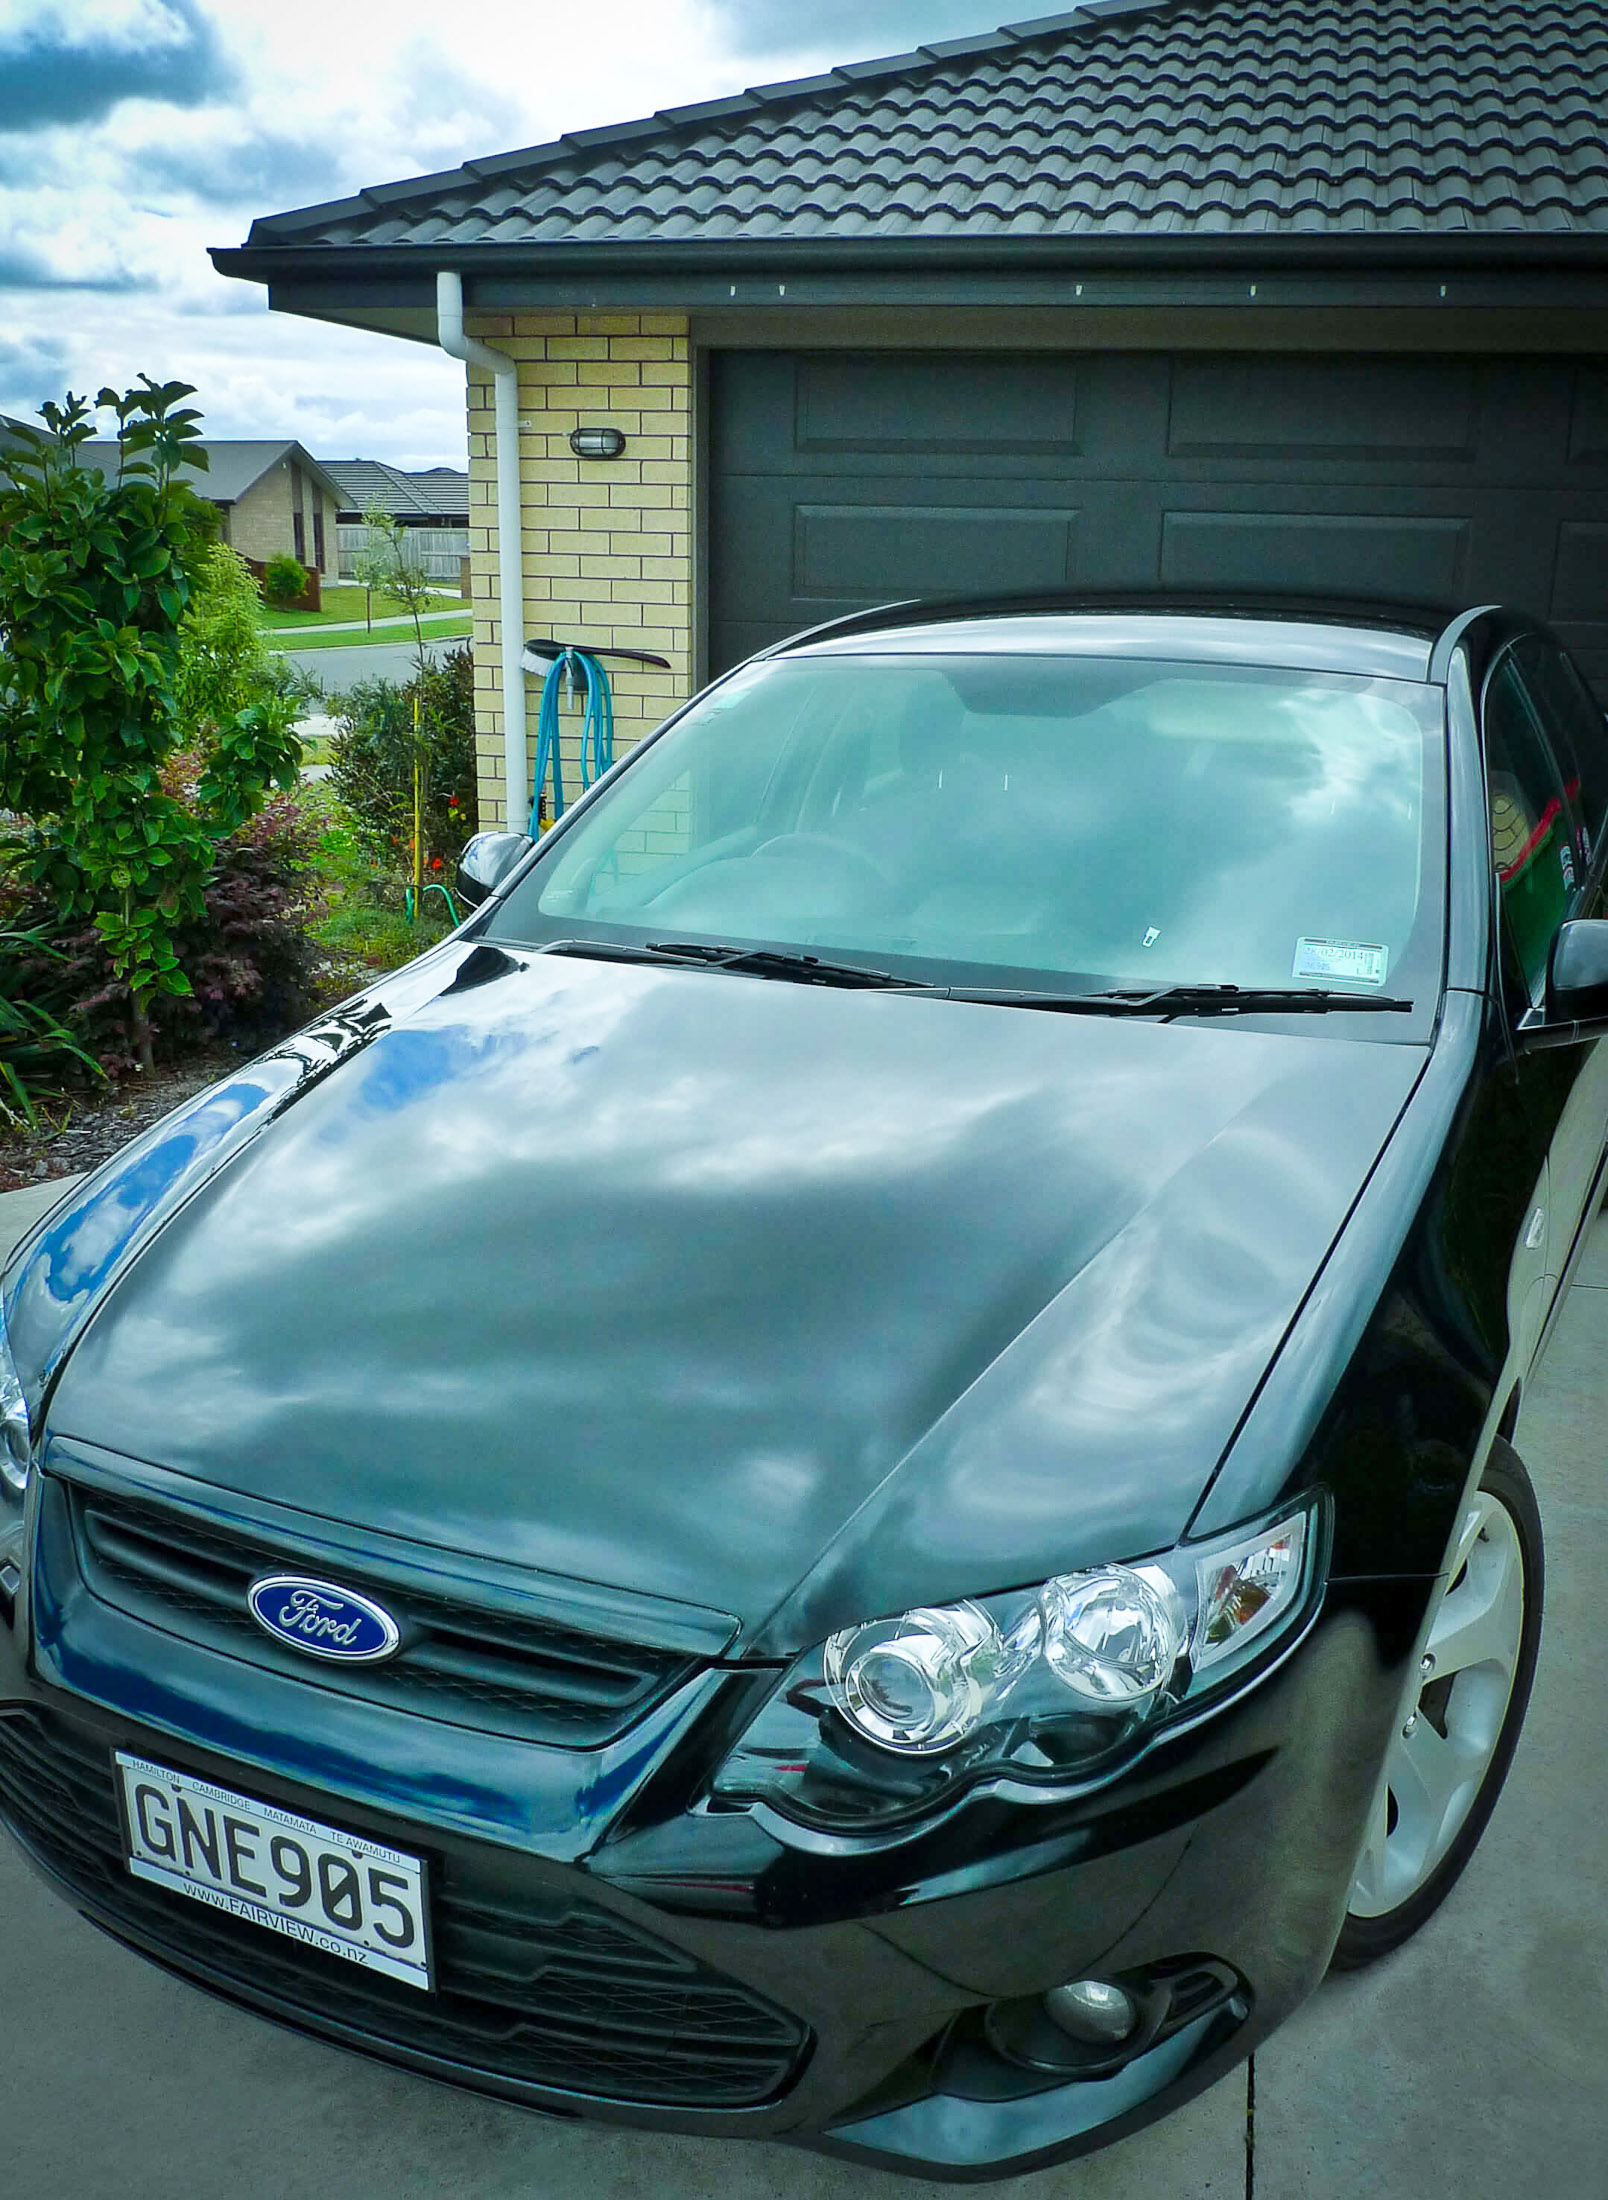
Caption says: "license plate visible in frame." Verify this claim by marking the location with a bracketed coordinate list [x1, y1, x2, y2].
[114, 1752, 432, 1991]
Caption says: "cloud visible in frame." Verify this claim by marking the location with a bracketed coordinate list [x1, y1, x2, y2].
[0, 0, 234, 134]
[0, 325, 69, 413]
[0, 240, 148, 288]
[704, 0, 1012, 62]
[384, 37, 526, 174]
[139, 126, 345, 210]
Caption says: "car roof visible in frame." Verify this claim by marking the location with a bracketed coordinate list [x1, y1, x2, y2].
[777, 591, 1444, 684]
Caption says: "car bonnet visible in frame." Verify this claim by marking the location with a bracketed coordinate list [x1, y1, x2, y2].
[32, 950, 1425, 1650]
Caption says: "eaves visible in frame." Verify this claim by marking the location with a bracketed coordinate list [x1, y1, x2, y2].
[214, 233, 1608, 334]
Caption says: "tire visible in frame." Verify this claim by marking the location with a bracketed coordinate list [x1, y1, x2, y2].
[1332, 1437, 1543, 1970]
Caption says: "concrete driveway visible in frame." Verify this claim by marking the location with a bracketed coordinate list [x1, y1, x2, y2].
[1, 1174, 1602, 2199]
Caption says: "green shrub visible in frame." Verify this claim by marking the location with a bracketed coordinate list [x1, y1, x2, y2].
[177, 543, 296, 733]
[263, 552, 310, 609]
[5, 789, 325, 1080]
[328, 644, 478, 878]
[0, 380, 302, 1071]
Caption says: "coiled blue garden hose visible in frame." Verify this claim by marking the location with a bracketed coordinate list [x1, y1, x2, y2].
[530, 647, 614, 833]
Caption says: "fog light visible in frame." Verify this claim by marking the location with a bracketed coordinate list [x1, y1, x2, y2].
[1043, 1978, 1139, 2045]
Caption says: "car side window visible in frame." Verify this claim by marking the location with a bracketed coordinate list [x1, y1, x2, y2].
[1483, 652, 1580, 1011]
[1511, 635, 1608, 885]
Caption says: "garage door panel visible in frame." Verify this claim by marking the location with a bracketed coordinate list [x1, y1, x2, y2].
[796, 354, 1083, 456]
[1549, 520, 1608, 623]
[709, 474, 1160, 647]
[1159, 510, 1469, 598]
[1566, 368, 1608, 467]
[794, 503, 1080, 599]
[717, 352, 1167, 481]
[1546, 521, 1608, 674]
[1167, 357, 1478, 465]
[707, 478, 795, 638]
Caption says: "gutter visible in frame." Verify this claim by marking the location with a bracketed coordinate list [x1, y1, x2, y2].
[216, 233, 1608, 281]
[435, 270, 526, 831]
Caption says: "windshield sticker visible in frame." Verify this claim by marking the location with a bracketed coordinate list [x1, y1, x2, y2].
[1293, 937, 1389, 987]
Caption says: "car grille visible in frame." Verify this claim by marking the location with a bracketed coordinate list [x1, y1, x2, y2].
[0, 1705, 810, 2109]
[67, 1481, 695, 1747]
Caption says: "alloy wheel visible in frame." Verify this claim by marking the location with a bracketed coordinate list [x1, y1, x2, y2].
[1348, 1487, 1527, 1920]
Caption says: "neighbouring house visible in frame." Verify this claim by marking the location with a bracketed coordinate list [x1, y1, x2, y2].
[1, 424, 342, 591]
[217, 0, 1608, 829]
[69, 437, 345, 585]
[324, 459, 471, 582]
[7, 433, 344, 586]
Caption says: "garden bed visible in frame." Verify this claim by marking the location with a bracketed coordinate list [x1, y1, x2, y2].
[0, 1046, 241, 1193]
[0, 921, 387, 1195]
[1, 786, 460, 1194]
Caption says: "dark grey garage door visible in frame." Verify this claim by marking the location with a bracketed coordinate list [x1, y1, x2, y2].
[708, 351, 1608, 692]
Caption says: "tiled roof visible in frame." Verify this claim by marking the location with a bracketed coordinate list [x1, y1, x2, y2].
[244, 0, 1608, 253]
[324, 458, 470, 520]
[64, 439, 342, 505]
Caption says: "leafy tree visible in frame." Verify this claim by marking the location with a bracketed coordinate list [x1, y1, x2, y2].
[349, 505, 428, 634]
[0, 379, 302, 1071]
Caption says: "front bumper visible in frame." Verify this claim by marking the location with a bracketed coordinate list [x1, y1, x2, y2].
[0, 1477, 1432, 2181]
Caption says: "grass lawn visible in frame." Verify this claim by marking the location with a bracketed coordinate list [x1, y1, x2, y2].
[265, 583, 470, 632]
[279, 613, 471, 653]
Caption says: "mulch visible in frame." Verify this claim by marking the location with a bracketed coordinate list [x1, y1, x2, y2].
[0, 1046, 247, 1194]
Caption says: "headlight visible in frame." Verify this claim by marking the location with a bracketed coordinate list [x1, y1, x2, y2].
[0, 1298, 31, 1579]
[711, 1495, 1327, 1837]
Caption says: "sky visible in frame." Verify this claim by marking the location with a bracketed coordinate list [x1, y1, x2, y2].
[0, 0, 1012, 469]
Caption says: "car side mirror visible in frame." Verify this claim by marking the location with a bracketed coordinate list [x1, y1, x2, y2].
[455, 831, 533, 910]
[1546, 918, 1608, 1022]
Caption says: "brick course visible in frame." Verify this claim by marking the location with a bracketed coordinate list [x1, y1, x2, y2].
[465, 312, 693, 829]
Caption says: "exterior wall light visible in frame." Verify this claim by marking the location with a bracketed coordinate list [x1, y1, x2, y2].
[570, 426, 627, 459]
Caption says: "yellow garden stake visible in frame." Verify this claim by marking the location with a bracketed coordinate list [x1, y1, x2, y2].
[412, 694, 424, 925]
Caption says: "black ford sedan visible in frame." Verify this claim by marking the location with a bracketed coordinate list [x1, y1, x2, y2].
[3, 596, 1606, 2179]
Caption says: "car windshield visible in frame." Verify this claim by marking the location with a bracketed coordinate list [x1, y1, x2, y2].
[487, 650, 1446, 1018]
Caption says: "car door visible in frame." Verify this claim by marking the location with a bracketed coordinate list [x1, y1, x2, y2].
[1482, 637, 1608, 1327]
[1509, 636, 1608, 1266]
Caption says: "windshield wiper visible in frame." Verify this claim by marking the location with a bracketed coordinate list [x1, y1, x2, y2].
[650, 942, 927, 989]
[539, 942, 1412, 1016]
[938, 983, 1414, 1017]
[540, 938, 921, 990]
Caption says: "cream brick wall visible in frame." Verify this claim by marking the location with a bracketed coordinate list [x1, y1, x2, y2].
[219, 460, 339, 580]
[224, 462, 297, 569]
[464, 312, 692, 830]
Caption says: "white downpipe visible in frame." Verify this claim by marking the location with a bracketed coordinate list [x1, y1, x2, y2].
[435, 269, 527, 831]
